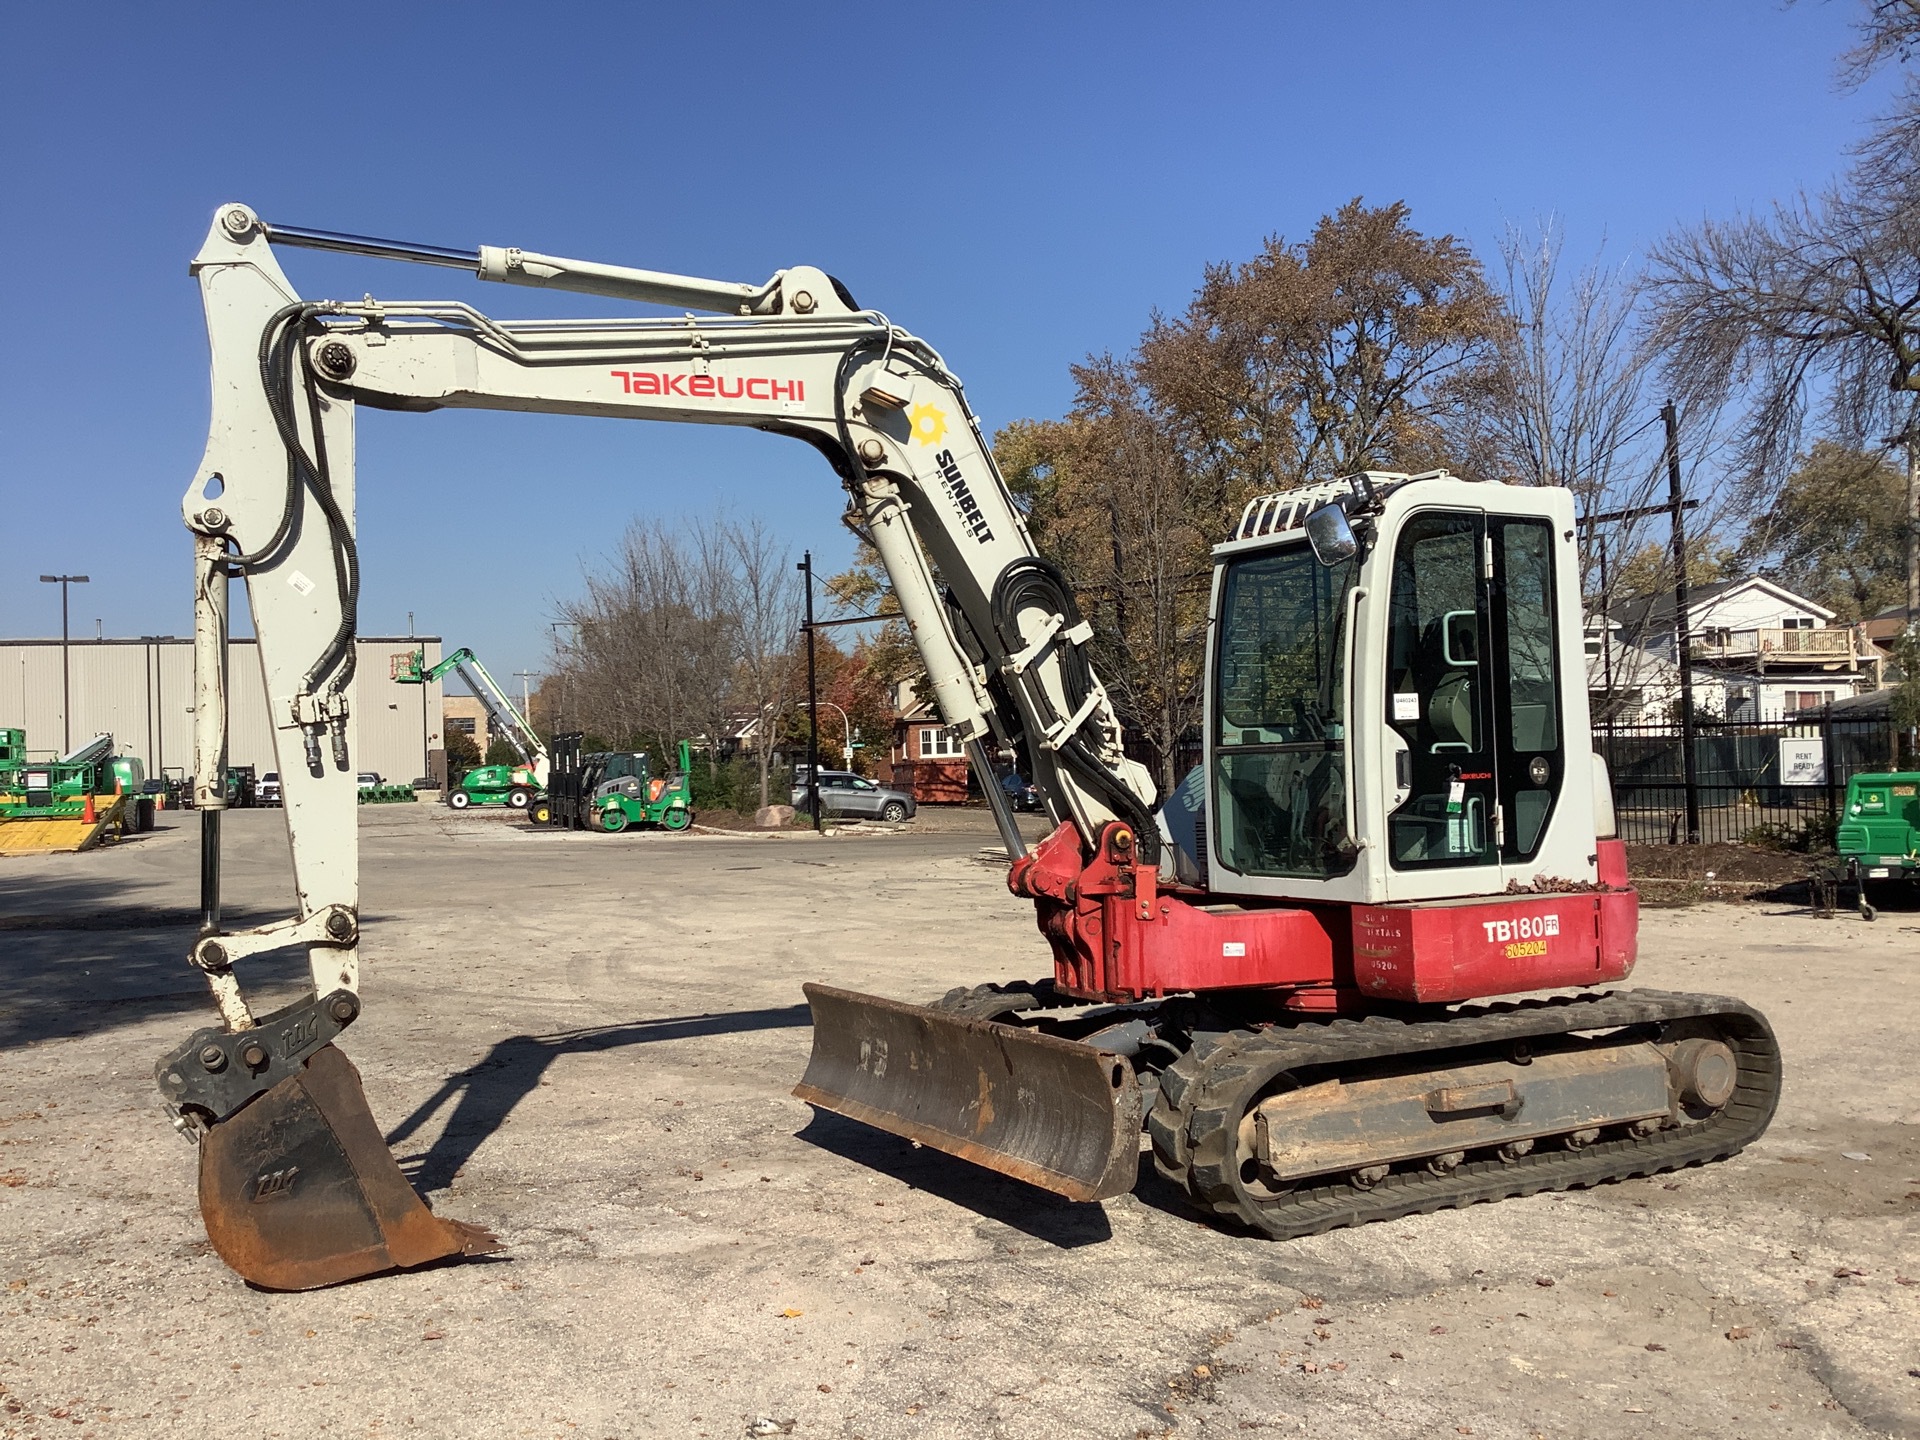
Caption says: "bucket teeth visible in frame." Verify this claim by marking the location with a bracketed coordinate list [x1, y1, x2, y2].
[197, 1043, 498, 1290]
[794, 982, 1141, 1203]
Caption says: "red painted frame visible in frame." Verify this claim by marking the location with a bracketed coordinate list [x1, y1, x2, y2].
[1009, 821, 1636, 1009]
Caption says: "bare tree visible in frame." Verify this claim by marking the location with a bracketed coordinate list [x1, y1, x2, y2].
[723, 516, 801, 811]
[1644, 3, 1920, 620]
[1461, 224, 1658, 503]
[554, 516, 738, 771]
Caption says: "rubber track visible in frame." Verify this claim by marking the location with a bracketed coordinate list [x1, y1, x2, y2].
[1147, 988, 1780, 1240]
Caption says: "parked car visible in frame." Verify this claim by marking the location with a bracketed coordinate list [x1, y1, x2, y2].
[794, 770, 917, 823]
[258, 771, 282, 806]
[410, 775, 441, 791]
[356, 771, 383, 788]
[999, 771, 1042, 812]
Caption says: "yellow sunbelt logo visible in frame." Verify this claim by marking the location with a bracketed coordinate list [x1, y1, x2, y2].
[908, 401, 948, 447]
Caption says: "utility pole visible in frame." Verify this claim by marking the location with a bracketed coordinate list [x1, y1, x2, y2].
[1662, 402, 1701, 845]
[513, 671, 538, 725]
[39, 574, 90, 753]
[417, 641, 431, 783]
[798, 552, 821, 832]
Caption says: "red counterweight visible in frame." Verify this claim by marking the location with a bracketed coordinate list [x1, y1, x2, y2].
[1009, 821, 1636, 1009]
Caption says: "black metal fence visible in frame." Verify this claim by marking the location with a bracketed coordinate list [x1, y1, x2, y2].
[1597, 713, 1902, 847]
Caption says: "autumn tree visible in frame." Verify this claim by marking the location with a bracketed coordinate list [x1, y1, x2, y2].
[1134, 198, 1505, 490]
[987, 200, 1505, 791]
[993, 359, 1217, 791]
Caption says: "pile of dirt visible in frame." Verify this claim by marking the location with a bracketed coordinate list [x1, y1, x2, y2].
[1625, 842, 1818, 907]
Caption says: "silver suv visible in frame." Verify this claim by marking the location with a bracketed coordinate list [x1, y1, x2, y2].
[794, 770, 917, 823]
[258, 772, 282, 807]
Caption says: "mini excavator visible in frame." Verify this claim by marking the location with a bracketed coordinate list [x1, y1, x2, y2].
[155, 205, 1780, 1289]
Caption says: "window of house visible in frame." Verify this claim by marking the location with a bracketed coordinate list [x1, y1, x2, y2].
[1780, 617, 1814, 630]
[1784, 691, 1827, 713]
[1709, 626, 1733, 648]
[919, 726, 963, 759]
[446, 717, 476, 736]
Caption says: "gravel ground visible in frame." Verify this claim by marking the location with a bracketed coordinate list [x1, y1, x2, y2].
[0, 805, 1914, 1440]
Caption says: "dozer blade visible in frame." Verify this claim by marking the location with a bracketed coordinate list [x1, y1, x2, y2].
[197, 1044, 498, 1290]
[794, 982, 1141, 1202]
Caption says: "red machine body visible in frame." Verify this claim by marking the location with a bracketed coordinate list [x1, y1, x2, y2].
[1009, 822, 1637, 1010]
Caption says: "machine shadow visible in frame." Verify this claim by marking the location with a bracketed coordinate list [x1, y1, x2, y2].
[792, 1106, 1116, 1249]
[0, 870, 295, 1049]
[387, 1005, 812, 1193]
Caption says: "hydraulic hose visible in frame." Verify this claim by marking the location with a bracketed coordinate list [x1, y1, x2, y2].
[990, 557, 1159, 862]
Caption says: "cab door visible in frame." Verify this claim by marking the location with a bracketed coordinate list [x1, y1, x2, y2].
[1381, 509, 1502, 897]
[1380, 509, 1568, 898]
[1487, 516, 1564, 877]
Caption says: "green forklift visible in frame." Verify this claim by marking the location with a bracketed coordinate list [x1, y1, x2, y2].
[530, 733, 695, 833]
[395, 646, 547, 811]
[1837, 770, 1920, 920]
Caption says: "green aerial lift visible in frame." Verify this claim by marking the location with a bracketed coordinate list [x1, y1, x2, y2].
[1837, 770, 1920, 920]
[396, 647, 546, 811]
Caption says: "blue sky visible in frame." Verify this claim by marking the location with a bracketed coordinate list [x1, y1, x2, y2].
[0, 2, 1887, 684]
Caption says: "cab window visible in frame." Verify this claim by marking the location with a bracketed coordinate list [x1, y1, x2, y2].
[1211, 543, 1358, 879]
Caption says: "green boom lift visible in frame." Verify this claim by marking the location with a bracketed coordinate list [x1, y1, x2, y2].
[396, 647, 546, 811]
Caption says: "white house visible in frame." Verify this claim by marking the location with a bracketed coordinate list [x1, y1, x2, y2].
[1597, 577, 1869, 724]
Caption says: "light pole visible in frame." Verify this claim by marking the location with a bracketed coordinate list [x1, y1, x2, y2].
[814, 700, 855, 766]
[39, 574, 90, 753]
[797, 553, 820, 831]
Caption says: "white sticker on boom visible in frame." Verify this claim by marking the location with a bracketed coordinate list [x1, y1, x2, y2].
[1222, 941, 1247, 957]
[1393, 692, 1419, 721]
[287, 570, 316, 596]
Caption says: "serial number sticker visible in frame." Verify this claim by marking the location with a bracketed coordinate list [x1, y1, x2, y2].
[1392, 692, 1420, 721]
[287, 570, 315, 596]
[1222, 942, 1247, 957]
[1869, 867, 1890, 878]
[1504, 939, 1548, 959]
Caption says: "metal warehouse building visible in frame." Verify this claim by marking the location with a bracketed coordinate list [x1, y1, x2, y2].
[1, 636, 446, 783]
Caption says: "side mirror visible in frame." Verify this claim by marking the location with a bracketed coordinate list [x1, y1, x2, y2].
[1304, 503, 1359, 566]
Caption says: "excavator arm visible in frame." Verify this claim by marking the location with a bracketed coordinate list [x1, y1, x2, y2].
[161, 203, 1158, 1287]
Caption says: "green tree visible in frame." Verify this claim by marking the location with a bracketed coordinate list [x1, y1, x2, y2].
[1738, 441, 1908, 619]
[483, 736, 521, 767]
[443, 727, 481, 777]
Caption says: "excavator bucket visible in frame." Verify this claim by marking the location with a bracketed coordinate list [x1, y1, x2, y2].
[197, 1044, 498, 1290]
[794, 983, 1141, 1202]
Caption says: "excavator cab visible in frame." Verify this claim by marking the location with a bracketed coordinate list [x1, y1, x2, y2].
[1207, 473, 1595, 908]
